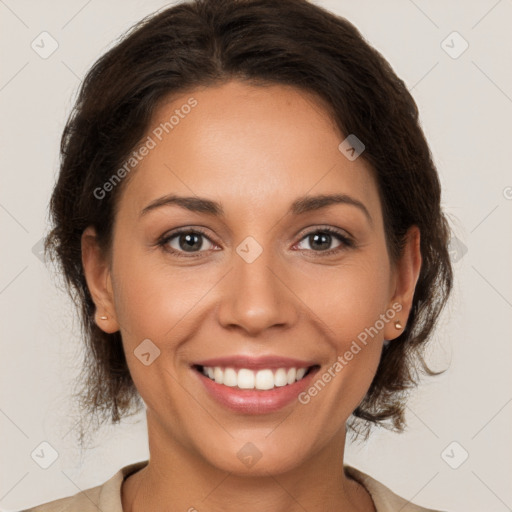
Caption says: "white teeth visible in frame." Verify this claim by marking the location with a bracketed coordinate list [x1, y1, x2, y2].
[237, 369, 255, 389]
[214, 367, 223, 384]
[223, 367, 238, 387]
[274, 368, 288, 387]
[286, 368, 297, 385]
[296, 368, 307, 380]
[255, 369, 274, 390]
[200, 366, 311, 390]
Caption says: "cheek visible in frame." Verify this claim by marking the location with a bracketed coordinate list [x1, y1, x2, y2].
[111, 242, 208, 341]
[303, 253, 392, 344]
[112, 232, 392, 347]
[297, 253, 391, 409]
[109, 252, 207, 408]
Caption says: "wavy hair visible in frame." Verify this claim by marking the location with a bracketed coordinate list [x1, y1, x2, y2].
[44, 0, 453, 446]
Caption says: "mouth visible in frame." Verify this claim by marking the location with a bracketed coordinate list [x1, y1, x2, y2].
[192, 364, 319, 391]
[190, 357, 321, 414]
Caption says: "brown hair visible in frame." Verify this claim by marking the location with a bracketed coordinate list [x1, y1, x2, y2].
[45, 0, 453, 446]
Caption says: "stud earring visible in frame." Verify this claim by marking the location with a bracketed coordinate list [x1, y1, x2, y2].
[99, 315, 108, 320]
[394, 320, 403, 330]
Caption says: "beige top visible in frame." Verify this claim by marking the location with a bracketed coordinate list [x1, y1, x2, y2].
[22, 460, 445, 512]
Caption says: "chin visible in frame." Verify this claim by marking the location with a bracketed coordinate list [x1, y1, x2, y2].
[197, 435, 312, 477]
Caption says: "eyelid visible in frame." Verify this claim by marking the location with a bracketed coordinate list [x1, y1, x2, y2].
[157, 226, 218, 256]
[294, 224, 353, 243]
[292, 226, 354, 255]
[157, 225, 354, 257]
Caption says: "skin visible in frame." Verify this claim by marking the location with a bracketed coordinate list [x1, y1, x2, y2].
[82, 80, 422, 512]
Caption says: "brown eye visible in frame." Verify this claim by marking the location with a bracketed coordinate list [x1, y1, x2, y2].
[295, 228, 354, 256]
[159, 228, 217, 257]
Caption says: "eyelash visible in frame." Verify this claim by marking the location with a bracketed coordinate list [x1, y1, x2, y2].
[156, 226, 355, 259]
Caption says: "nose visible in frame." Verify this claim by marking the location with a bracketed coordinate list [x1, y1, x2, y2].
[216, 242, 298, 336]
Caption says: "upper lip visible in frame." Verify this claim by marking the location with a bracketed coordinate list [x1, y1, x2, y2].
[192, 356, 318, 370]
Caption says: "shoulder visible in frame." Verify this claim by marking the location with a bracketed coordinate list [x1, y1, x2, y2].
[20, 484, 103, 512]
[344, 465, 447, 512]
[21, 460, 446, 512]
[20, 460, 149, 512]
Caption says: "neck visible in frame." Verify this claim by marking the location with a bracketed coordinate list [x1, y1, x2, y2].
[122, 414, 375, 512]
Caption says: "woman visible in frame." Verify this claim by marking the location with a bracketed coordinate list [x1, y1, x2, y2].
[26, 0, 453, 510]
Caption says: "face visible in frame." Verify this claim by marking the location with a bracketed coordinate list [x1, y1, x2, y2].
[82, 80, 421, 476]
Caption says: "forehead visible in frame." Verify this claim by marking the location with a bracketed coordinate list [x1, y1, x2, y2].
[118, 80, 381, 223]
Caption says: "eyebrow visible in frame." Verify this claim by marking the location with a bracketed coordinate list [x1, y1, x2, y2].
[140, 193, 373, 225]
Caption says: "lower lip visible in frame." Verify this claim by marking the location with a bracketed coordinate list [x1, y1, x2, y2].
[194, 367, 319, 414]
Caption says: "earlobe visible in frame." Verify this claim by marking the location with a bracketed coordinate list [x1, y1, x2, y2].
[81, 226, 120, 333]
[383, 226, 422, 342]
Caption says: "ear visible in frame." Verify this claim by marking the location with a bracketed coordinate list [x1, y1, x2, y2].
[383, 225, 422, 341]
[81, 226, 120, 333]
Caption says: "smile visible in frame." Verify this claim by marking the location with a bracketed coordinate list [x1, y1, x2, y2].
[197, 365, 314, 390]
[191, 357, 321, 414]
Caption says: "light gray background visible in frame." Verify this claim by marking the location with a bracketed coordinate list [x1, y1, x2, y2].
[1, 1, 511, 511]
